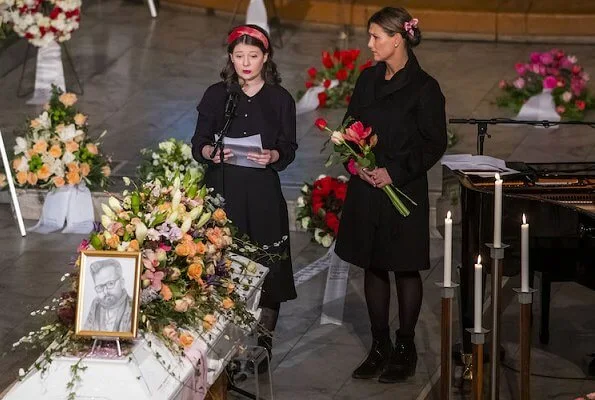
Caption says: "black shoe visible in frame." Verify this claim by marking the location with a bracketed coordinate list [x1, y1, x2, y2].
[352, 338, 393, 379]
[256, 336, 272, 374]
[378, 336, 417, 383]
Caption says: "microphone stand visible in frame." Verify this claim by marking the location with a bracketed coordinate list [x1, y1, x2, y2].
[211, 93, 239, 198]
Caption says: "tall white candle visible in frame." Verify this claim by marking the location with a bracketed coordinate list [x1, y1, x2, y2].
[444, 211, 452, 287]
[474, 255, 483, 333]
[494, 173, 503, 248]
[521, 214, 529, 292]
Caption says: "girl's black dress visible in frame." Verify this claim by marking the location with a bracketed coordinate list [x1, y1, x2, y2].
[192, 82, 298, 306]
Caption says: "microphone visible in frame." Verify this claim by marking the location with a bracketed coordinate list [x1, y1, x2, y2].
[224, 83, 241, 118]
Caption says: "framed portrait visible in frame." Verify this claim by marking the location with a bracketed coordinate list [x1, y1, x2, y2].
[75, 250, 142, 339]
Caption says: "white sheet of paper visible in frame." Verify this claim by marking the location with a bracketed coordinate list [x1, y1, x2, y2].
[215, 134, 265, 169]
[440, 154, 519, 176]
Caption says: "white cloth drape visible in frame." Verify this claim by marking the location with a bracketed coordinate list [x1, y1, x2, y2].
[516, 89, 561, 127]
[246, 0, 269, 34]
[295, 80, 339, 115]
[27, 41, 66, 105]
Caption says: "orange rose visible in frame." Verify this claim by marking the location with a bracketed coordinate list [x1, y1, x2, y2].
[174, 299, 190, 312]
[36, 164, 51, 181]
[106, 234, 120, 249]
[80, 163, 91, 177]
[222, 297, 234, 309]
[175, 241, 195, 257]
[49, 145, 62, 158]
[66, 170, 81, 185]
[12, 157, 22, 170]
[86, 143, 98, 155]
[206, 227, 223, 247]
[187, 261, 203, 281]
[16, 171, 27, 185]
[66, 162, 79, 172]
[226, 283, 235, 294]
[74, 113, 87, 126]
[65, 141, 79, 153]
[179, 332, 194, 348]
[32, 140, 48, 154]
[30, 119, 41, 129]
[160, 284, 172, 301]
[58, 92, 77, 107]
[128, 239, 140, 252]
[101, 165, 111, 177]
[195, 241, 206, 255]
[212, 208, 227, 225]
[53, 176, 65, 187]
[27, 172, 38, 186]
[202, 314, 216, 331]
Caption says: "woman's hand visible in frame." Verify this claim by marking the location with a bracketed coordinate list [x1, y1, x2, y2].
[356, 165, 376, 187]
[367, 167, 393, 188]
[247, 149, 279, 166]
[202, 145, 234, 163]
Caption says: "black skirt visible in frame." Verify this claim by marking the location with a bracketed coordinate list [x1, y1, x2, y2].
[205, 163, 297, 305]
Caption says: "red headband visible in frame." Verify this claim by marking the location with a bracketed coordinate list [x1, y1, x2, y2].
[227, 26, 269, 50]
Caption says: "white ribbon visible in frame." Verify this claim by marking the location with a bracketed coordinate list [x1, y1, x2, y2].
[320, 242, 350, 325]
[246, 0, 269, 34]
[27, 40, 66, 105]
[516, 88, 560, 128]
[296, 80, 339, 115]
[29, 183, 94, 234]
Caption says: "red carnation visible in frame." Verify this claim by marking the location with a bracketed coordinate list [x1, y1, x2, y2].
[315, 176, 334, 196]
[334, 183, 347, 201]
[318, 92, 328, 108]
[336, 69, 348, 81]
[325, 212, 340, 235]
[305, 81, 314, 88]
[314, 118, 328, 131]
[49, 7, 62, 19]
[576, 100, 586, 111]
[307, 67, 317, 79]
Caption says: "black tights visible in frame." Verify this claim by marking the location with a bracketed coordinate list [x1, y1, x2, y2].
[259, 302, 281, 334]
[364, 268, 423, 341]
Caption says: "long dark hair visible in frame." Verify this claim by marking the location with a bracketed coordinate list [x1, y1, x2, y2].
[220, 24, 281, 87]
[368, 7, 422, 48]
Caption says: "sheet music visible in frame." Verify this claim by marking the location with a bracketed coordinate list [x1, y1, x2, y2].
[214, 134, 265, 169]
[441, 154, 519, 176]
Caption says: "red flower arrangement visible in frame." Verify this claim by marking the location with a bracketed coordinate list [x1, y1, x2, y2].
[296, 175, 348, 247]
[297, 49, 373, 109]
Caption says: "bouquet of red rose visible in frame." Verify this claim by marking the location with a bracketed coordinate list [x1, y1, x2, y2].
[315, 118, 416, 217]
[297, 49, 373, 109]
[296, 175, 348, 247]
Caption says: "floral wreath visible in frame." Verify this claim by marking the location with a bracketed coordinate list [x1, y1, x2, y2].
[3, 0, 81, 47]
[296, 174, 348, 247]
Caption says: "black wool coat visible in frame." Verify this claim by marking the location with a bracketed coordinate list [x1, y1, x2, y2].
[334, 51, 447, 271]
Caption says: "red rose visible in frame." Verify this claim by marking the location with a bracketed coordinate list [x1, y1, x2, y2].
[305, 81, 314, 88]
[315, 176, 334, 196]
[576, 100, 586, 111]
[345, 94, 351, 104]
[314, 118, 328, 131]
[345, 63, 355, 71]
[322, 51, 334, 68]
[323, 79, 331, 88]
[307, 67, 317, 79]
[359, 60, 373, 71]
[49, 7, 62, 19]
[350, 49, 361, 61]
[325, 212, 340, 235]
[334, 183, 347, 201]
[318, 92, 328, 108]
[312, 198, 324, 214]
[336, 69, 348, 81]
[340, 51, 352, 66]
[333, 50, 341, 61]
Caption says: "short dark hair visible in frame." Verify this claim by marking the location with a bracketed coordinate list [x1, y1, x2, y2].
[221, 24, 281, 87]
[368, 7, 422, 48]
[90, 259, 123, 281]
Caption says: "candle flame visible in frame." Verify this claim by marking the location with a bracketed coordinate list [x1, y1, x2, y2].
[522, 213, 526, 224]
[447, 211, 451, 219]
[477, 255, 482, 264]
[495, 172, 501, 181]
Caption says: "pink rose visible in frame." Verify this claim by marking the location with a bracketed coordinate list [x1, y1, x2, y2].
[556, 105, 565, 115]
[539, 52, 553, 65]
[562, 91, 572, 103]
[543, 76, 557, 89]
[529, 52, 541, 64]
[498, 80, 507, 89]
[514, 63, 526, 75]
[513, 77, 525, 89]
[347, 159, 358, 175]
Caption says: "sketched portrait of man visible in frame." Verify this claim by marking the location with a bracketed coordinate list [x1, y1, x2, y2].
[83, 258, 132, 332]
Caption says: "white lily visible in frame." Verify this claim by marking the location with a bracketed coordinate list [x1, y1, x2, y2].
[108, 196, 122, 213]
[101, 203, 116, 219]
[135, 222, 148, 244]
[180, 216, 192, 233]
[101, 215, 112, 229]
[188, 205, 203, 220]
[171, 189, 182, 210]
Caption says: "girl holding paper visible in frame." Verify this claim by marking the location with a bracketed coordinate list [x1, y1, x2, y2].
[191, 24, 297, 370]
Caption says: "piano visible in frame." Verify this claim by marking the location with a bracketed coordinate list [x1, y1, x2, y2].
[442, 161, 595, 354]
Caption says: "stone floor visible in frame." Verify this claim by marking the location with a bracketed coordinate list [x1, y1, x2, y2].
[1, 1, 595, 399]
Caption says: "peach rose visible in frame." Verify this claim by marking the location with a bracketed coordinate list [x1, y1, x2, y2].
[30, 119, 40, 129]
[49, 145, 62, 158]
[195, 241, 206, 255]
[32, 140, 48, 154]
[202, 314, 217, 331]
[53, 176, 65, 187]
[212, 208, 227, 225]
[106, 234, 120, 249]
[226, 283, 235, 294]
[74, 113, 87, 126]
[174, 299, 190, 312]
[101, 165, 111, 177]
[160, 284, 173, 301]
[175, 241, 195, 257]
[66, 162, 79, 172]
[16, 171, 27, 185]
[187, 261, 203, 281]
[58, 92, 77, 107]
[65, 141, 79, 153]
[178, 332, 194, 347]
[128, 239, 140, 252]
[66, 170, 81, 185]
[12, 157, 22, 170]
[36, 164, 51, 181]
[222, 297, 234, 309]
[162, 325, 178, 341]
[86, 143, 98, 155]
[169, 267, 181, 280]
[27, 172, 38, 185]
[80, 162, 91, 177]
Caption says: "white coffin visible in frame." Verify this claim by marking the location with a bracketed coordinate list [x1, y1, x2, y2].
[3, 255, 268, 400]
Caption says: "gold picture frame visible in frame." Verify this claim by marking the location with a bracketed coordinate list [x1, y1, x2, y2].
[75, 250, 142, 339]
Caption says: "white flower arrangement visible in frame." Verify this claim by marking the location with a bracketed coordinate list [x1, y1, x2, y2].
[138, 138, 205, 183]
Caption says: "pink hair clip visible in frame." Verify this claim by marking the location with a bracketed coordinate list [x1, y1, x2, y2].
[403, 18, 419, 36]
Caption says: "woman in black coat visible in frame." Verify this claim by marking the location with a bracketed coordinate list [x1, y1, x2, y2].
[191, 25, 297, 368]
[334, 7, 447, 383]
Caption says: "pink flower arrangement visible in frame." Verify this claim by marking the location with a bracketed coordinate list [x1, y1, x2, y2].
[497, 49, 594, 120]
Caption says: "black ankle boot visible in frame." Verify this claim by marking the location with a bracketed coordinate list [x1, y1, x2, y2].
[352, 338, 392, 379]
[378, 336, 417, 383]
[256, 336, 272, 374]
